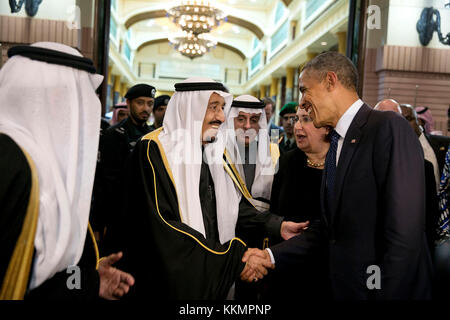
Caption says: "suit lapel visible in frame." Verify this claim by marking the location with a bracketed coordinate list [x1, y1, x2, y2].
[320, 162, 329, 228]
[330, 104, 371, 226]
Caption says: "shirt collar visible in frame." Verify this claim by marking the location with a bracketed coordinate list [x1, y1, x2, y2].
[334, 99, 364, 139]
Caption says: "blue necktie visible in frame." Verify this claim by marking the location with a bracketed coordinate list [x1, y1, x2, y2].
[325, 130, 340, 216]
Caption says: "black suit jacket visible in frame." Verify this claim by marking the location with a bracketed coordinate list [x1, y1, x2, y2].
[270, 104, 433, 300]
[278, 135, 297, 154]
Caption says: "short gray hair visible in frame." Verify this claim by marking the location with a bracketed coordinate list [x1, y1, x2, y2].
[262, 97, 275, 112]
[301, 51, 358, 91]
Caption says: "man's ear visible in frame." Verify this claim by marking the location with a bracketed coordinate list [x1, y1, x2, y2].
[326, 72, 338, 91]
[126, 99, 131, 110]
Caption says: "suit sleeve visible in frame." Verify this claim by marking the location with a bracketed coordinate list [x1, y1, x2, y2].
[269, 219, 326, 273]
[374, 115, 432, 299]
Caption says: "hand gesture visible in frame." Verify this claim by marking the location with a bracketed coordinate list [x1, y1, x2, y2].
[280, 220, 309, 240]
[240, 248, 274, 282]
[98, 251, 135, 300]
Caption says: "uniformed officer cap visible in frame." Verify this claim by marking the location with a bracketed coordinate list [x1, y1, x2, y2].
[279, 101, 298, 116]
[154, 95, 171, 111]
[125, 84, 156, 100]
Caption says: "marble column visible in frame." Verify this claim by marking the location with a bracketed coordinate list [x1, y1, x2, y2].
[259, 84, 267, 99]
[113, 75, 121, 106]
[336, 31, 347, 55]
[285, 67, 295, 102]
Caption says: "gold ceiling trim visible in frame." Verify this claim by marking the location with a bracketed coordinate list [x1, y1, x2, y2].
[225, 16, 264, 40]
[125, 9, 167, 29]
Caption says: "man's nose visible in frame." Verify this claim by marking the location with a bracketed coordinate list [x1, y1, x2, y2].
[286, 118, 293, 127]
[244, 119, 251, 130]
[216, 108, 225, 123]
[298, 93, 309, 110]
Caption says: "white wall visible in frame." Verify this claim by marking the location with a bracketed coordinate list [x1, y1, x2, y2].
[387, 0, 450, 49]
[0, 0, 76, 20]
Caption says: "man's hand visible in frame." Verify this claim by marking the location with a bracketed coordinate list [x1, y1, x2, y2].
[240, 248, 274, 282]
[280, 220, 309, 240]
[98, 252, 135, 300]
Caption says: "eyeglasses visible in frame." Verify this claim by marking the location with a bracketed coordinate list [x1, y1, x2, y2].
[289, 115, 313, 126]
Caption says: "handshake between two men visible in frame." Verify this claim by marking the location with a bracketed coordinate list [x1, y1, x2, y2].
[239, 220, 310, 282]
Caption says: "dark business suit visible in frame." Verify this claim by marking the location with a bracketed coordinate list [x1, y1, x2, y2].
[270, 104, 433, 300]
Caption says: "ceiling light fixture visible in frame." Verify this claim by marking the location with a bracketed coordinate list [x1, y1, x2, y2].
[167, 0, 226, 35]
[169, 31, 217, 59]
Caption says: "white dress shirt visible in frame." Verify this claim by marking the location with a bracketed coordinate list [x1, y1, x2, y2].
[334, 99, 364, 166]
[266, 99, 364, 264]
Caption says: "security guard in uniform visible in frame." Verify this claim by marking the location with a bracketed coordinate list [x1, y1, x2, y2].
[90, 84, 156, 245]
[149, 94, 170, 131]
[278, 101, 298, 154]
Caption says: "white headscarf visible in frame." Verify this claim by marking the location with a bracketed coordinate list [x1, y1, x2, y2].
[158, 77, 241, 244]
[225, 95, 275, 201]
[0, 42, 104, 289]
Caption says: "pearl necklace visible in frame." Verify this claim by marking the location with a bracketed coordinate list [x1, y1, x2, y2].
[307, 158, 325, 168]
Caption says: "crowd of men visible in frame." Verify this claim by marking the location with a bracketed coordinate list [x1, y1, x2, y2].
[0, 42, 449, 302]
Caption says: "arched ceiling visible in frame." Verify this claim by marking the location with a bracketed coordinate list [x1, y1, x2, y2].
[124, 10, 264, 40]
[119, 0, 289, 60]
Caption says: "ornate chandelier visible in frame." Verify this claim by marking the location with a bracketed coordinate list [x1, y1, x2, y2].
[169, 31, 217, 59]
[167, 0, 226, 35]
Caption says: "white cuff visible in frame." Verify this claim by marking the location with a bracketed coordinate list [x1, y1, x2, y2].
[265, 248, 275, 264]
